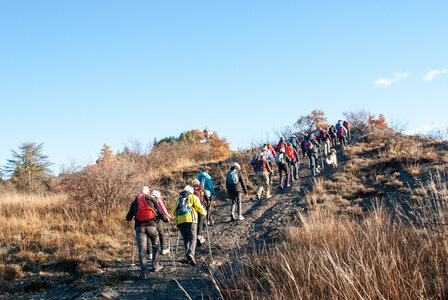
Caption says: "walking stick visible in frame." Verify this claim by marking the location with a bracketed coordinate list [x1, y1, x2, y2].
[131, 227, 135, 266]
[167, 223, 176, 271]
[320, 146, 325, 171]
[175, 229, 180, 257]
[206, 222, 213, 261]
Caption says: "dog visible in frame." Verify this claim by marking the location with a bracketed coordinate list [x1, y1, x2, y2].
[325, 149, 338, 168]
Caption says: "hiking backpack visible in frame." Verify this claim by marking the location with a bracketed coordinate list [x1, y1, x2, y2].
[320, 131, 327, 140]
[275, 152, 286, 165]
[337, 127, 344, 137]
[304, 141, 313, 150]
[193, 186, 204, 202]
[136, 194, 156, 222]
[227, 169, 239, 185]
[176, 192, 192, 215]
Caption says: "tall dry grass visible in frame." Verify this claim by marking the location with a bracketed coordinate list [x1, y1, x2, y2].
[213, 170, 448, 299]
[0, 192, 130, 281]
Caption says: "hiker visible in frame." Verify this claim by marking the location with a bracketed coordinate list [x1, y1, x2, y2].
[328, 125, 337, 148]
[254, 153, 272, 200]
[197, 168, 215, 226]
[305, 136, 321, 176]
[275, 147, 291, 189]
[343, 120, 351, 140]
[126, 186, 169, 279]
[277, 137, 286, 152]
[226, 162, 248, 221]
[335, 120, 348, 149]
[191, 179, 210, 245]
[285, 142, 299, 181]
[172, 185, 207, 265]
[299, 134, 308, 158]
[261, 145, 276, 188]
[146, 190, 171, 258]
[315, 128, 330, 157]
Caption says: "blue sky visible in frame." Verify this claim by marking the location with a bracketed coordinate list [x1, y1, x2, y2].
[1, 1, 447, 174]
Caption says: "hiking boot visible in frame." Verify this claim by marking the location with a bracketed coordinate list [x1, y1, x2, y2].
[161, 248, 170, 255]
[139, 272, 148, 280]
[230, 213, 236, 221]
[256, 194, 260, 200]
[154, 264, 163, 272]
[266, 195, 272, 200]
[238, 215, 245, 221]
[286, 184, 291, 188]
[187, 254, 196, 265]
[147, 253, 153, 260]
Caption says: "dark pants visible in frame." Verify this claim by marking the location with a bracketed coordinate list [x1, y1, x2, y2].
[309, 152, 319, 171]
[197, 214, 204, 237]
[178, 222, 198, 258]
[338, 136, 346, 148]
[330, 135, 337, 148]
[136, 226, 160, 274]
[147, 221, 168, 252]
[278, 164, 290, 188]
[229, 191, 242, 217]
[206, 196, 214, 225]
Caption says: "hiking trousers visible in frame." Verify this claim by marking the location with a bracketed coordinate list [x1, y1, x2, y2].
[206, 196, 214, 225]
[309, 153, 319, 172]
[229, 191, 242, 217]
[178, 222, 198, 258]
[338, 136, 346, 148]
[278, 164, 290, 188]
[256, 171, 271, 199]
[289, 161, 299, 181]
[197, 213, 204, 238]
[147, 221, 168, 252]
[136, 226, 160, 274]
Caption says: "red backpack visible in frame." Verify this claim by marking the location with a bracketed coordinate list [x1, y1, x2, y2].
[304, 141, 313, 150]
[193, 186, 205, 202]
[320, 131, 327, 139]
[136, 194, 156, 222]
[337, 127, 344, 137]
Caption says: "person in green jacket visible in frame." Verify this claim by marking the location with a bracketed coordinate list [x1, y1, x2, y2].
[172, 185, 207, 265]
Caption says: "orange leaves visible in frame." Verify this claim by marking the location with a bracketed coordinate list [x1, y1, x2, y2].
[295, 110, 330, 134]
[96, 144, 116, 166]
[368, 114, 391, 131]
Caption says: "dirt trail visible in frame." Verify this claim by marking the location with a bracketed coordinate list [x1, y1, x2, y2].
[110, 151, 345, 300]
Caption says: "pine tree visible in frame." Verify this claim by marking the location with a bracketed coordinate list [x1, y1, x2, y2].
[4, 142, 52, 191]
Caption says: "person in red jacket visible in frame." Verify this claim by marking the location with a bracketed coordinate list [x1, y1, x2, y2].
[285, 143, 299, 181]
[277, 137, 286, 153]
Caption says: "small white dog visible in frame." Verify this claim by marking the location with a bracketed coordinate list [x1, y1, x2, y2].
[325, 149, 338, 168]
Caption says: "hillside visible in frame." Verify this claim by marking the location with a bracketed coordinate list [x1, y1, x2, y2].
[1, 129, 448, 299]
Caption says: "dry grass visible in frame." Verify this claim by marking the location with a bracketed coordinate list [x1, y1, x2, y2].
[0, 191, 130, 289]
[215, 202, 448, 299]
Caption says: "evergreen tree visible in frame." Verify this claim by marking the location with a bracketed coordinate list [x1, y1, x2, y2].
[4, 142, 52, 191]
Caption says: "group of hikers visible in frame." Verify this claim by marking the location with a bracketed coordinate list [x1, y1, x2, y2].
[126, 120, 351, 279]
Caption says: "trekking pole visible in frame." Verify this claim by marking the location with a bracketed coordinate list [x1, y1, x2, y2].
[175, 229, 180, 258]
[131, 227, 135, 266]
[167, 223, 176, 271]
[206, 222, 213, 261]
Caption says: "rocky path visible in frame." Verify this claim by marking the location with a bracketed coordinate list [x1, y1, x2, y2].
[109, 153, 344, 300]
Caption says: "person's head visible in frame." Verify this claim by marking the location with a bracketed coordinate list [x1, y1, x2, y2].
[192, 179, 200, 185]
[150, 190, 161, 199]
[140, 186, 150, 195]
[280, 137, 285, 142]
[183, 185, 194, 194]
[232, 162, 241, 170]
[287, 143, 292, 147]
[280, 148, 285, 153]
[202, 167, 209, 173]
[338, 120, 342, 123]
[263, 145, 268, 151]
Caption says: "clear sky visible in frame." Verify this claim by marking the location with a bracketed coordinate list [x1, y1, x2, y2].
[1, 1, 447, 174]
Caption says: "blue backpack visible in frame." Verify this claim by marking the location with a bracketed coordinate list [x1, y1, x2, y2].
[176, 192, 192, 215]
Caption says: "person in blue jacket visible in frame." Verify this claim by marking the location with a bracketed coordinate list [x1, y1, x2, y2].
[197, 167, 215, 226]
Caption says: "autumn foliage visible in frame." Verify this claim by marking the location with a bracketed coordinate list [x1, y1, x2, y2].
[295, 110, 330, 134]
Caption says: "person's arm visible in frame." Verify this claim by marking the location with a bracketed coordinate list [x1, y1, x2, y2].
[192, 195, 207, 216]
[152, 198, 169, 222]
[125, 199, 136, 221]
[156, 198, 171, 221]
[265, 160, 272, 173]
